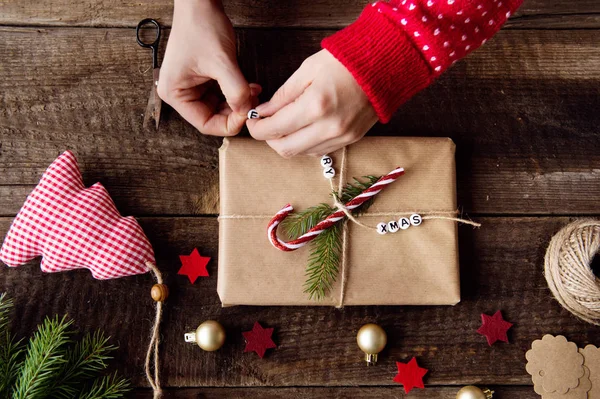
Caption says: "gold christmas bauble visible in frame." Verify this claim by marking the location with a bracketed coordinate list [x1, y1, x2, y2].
[184, 320, 226, 352]
[356, 323, 387, 366]
[456, 386, 494, 399]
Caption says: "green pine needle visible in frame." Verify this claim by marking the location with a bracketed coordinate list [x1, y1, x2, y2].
[49, 331, 117, 399]
[282, 176, 382, 300]
[12, 315, 73, 399]
[0, 292, 13, 336]
[77, 373, 131, 399]
[304, 222, 342, 300]
[0, 294, 24, 398]
[280, 203, 334, 240]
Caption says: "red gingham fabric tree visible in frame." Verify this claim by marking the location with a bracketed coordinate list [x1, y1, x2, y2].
[0, 151, 155, 279]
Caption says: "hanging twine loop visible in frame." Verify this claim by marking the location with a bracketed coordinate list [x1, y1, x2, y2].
[145, 261, 164, 399]
[544, 219, 600, 325]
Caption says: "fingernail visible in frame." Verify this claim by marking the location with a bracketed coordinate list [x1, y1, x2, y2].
[255, 103, 269, 113]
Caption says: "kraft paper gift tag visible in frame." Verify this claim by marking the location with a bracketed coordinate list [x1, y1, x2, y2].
[526, 335, 585, 394]
[581, 345, 600, 399]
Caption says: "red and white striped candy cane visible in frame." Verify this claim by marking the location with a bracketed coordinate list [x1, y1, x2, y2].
[268, 167, 405, 251]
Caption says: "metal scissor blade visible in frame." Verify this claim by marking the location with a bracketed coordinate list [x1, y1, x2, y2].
[143, 68, 162, 130]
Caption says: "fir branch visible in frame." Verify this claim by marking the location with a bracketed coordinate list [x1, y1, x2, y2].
[0, 334, 24, 397]
[12, 316, 73, 399]
[304, 223, 343, 300]
[0, 294, 24, 398]
[0, 292, 12, 336]
[49, 331, 117, 399]
[77, 373, 130, 399]
[280, 203, 334, 240]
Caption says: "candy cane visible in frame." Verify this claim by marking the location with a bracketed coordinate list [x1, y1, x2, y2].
[268, 167, 405, 251]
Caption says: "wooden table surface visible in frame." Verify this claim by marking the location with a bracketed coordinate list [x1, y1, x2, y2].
[1, 0, 599, 397]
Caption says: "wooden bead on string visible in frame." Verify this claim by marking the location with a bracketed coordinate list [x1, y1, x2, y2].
[150, 283, 169, 302]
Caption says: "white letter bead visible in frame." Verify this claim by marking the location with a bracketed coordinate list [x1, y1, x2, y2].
[387, 220, 400, 233]
[323, 167, 336, 179]
[320, 155, 333, 168]
[410, 213, 423, 226]
[399, 217, 411, 230]
[376, 222, 388, 235]
[247, 109, 260, 119]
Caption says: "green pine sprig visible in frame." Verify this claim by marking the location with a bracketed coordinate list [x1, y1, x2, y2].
[12, 315, 73, 399]
[49, 331, 117, 399]
[0, 294, 24, 397]
[77, 373, 131, 399]
[0, 292, 130, 399]
[282, 175, 382, 300]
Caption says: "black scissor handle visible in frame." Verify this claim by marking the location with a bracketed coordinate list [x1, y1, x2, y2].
[136, 18, 161, 68]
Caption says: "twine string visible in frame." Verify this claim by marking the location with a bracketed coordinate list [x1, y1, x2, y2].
[335, 147, 350, 308]
[544, 219, 600, 325]
[145, 261, 163, 399]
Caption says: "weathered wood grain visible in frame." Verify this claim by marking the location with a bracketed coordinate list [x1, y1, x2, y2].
[2, 216, 600, 387]
[132, 386, 538, 398]
[1, 28, 599, 216]
[0, 0, 598, 28]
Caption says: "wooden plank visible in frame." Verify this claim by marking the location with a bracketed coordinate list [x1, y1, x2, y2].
[132, 386, 538, 397]
[2, 216, 600, 387]
[0, 28, 599, 216]
[0, 0, 598, 28]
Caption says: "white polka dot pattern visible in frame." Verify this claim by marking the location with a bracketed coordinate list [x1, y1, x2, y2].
[372, 0, 518, 76]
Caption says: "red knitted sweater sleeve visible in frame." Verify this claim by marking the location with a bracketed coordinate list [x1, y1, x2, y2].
[322, 0, 523, 123]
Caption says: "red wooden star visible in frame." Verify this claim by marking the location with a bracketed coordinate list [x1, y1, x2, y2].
[178, 248, 210, 284]
[242, 322, 277, 358]
[393, 357, 428, 393]
[477, 310, 513, 346]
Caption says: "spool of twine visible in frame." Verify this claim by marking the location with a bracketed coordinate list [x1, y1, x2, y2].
[544, 219, 600, 325]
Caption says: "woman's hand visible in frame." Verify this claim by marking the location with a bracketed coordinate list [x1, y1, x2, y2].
[246, 50, 377, 157]
[158, 0, 260, 136]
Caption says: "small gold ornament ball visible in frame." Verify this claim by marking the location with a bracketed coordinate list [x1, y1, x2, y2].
[194, 321, 226, 352]
[356, 323, 387, 365]
[456, 386, 494, 399]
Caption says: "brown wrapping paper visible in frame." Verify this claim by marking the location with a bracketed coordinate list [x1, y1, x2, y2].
[217, 136, 460, 306]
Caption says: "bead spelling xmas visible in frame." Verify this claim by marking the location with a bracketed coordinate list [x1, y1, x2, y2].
[0, 151, 167, 399]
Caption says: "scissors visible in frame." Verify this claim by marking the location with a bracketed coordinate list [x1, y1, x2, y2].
[136, 18, 162, 129]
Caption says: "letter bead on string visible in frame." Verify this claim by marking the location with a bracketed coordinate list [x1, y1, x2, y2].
[410, 214, 422, 226]
[247, 109, 260, 119]
[377, 222, 388, 235]
[320, 155, 333, 167]
[399, 217, 411, 230]
[387, 220, 400, 233]
[323, 167, 336, 179]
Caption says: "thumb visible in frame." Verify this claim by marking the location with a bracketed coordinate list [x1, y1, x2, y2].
[255, 61, 312, 117]
[214, 62, 252, 114]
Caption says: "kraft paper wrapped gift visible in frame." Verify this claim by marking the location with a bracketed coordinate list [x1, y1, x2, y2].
[217, 136, 460, 306]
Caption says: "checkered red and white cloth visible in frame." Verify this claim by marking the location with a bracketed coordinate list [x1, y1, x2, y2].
[0, 151, 155, 279]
